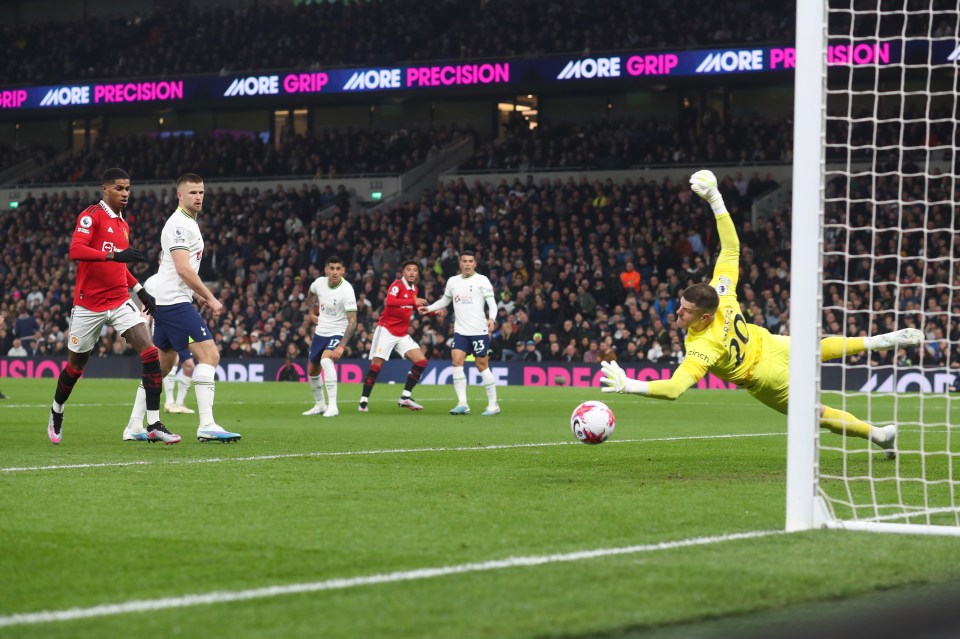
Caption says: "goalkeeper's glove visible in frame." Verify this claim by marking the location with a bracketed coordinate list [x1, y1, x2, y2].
[689, 169, 727, 216]
[112, 247, 146, 263]
[137, 288, 157, 316]
[600, 360, 649, 395]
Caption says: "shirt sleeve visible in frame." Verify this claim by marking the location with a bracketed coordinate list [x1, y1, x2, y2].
[69, 211, 108, 261]
[344, 284, 357, 313]
[425, 279, 453, 312]
[645, 336, 724, 400]
[709, 212, 741, 293]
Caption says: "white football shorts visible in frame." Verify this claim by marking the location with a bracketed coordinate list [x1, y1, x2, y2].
[68, 300, 147, 353]
[367, 325, 419, 360]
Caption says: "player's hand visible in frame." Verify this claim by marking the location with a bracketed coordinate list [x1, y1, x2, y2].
[600, 360, 627, 393]
[330, 344, 345, 361]
[112, 247, 145, 263]
[417, 306, 429, 316]
[689, 170, 721, 204]
[487, 319, 496, 333]
[205, 297, 224, 319]
[136, 289, 157, 316]
[415, 297, 428, 306]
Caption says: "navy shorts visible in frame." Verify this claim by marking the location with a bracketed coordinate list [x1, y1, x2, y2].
[178, 347, 193, 362]
[309, 334, 344, 363]
[452, 333, 490, 357]
[152, 302, 213, 352]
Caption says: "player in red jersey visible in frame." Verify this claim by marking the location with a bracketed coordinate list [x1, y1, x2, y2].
[47, 168, 180, 445]
[359, 260, 440, 412]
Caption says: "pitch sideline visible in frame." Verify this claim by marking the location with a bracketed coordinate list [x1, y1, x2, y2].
[0, 529, 783, 628]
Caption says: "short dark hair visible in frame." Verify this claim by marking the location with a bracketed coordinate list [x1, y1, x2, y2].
[402, 259, 420, 271]
[101, 168, 129, 185]
[177, 173, 203, 187]
[681, 283, 720, 314]
[325, 255, 344, 266]
[461, 250, 476, 259]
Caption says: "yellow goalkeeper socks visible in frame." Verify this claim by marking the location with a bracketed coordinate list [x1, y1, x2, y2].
[820, 406, 872, 440]
[820, 336, 865, 361]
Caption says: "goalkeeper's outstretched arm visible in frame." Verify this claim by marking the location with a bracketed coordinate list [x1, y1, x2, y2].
[600, 359, 706, 400]
[690, 169, 740, 287]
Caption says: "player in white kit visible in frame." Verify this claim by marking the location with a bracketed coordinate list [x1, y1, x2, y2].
[420, 251, 500, 415]
[302, 256, 358, 417]
[123, 173, 240, 443]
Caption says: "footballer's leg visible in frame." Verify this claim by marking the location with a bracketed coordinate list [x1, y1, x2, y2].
[359, 357, 384, 412]
[124, 322, 181, 445]
[449, 344, 470, 415]
[303, 337, 327, 415]
[820, 405, 897, 460]
[50, 306, 102, 444]
[820, 329, 923, 361]
[174, 353, 195, 413]
[163, 352, 179, 413]
[477, 357, 500, 416]
[320, 356, 339, 417]
[398, 346, 426, 411]
[191, 339, 240, 442]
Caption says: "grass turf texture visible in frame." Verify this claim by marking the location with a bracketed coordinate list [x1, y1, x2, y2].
[1, 379, 959, 638]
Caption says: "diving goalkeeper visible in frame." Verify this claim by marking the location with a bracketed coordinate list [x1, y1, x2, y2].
[600, 169, 922, 459]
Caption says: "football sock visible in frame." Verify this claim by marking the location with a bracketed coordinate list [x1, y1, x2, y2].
[321, 358, 338, 407]
[53, 363, 83, 410]
[821, 337, 866, 361]
[820, 405, 872, 440]
[163, 368, 177, 403]
[175, 370, 191, 405]
[362, 362, 382, 399]
[141, 348, 162, 421]
[404, 359, 428, 395]
[309, 374, 325, 404]
[193, 363, 217, 427]
[480, 368, 498, 407]
[452, 366, 467, 405]
[128, 384, 146, 429]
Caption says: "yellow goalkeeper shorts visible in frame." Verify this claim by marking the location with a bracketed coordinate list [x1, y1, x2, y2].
[743, 333, 791, 415]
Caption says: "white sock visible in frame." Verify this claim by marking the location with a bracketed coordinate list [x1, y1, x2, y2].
[193, 363, 217, 427]
[321, 359, 338, 407]
[127, 384, 146, 430]
[163, 369, 177, 403]
[52, 401, 63, 414]
[480, 368, 498, 408]
[452, 366, 467, 405]
[175, 371, 191, 405]
[309, 374, 325, 404]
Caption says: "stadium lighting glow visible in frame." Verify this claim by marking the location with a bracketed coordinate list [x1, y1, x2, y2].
[8, 201, 18, 209]
[370, 192, 382, 201]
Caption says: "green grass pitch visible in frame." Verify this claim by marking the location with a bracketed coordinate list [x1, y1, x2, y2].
[2, 378, 960, 638]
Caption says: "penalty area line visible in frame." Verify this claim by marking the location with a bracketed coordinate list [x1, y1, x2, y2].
[0, 529, 783, 628]
[0, 432, 784, 473]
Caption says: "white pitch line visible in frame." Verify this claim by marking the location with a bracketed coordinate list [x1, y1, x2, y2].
[0, 528, 783, 628]
[0, 432, 784, 473]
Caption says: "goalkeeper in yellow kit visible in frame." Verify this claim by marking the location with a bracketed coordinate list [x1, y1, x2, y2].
[600, 169, 923, 459]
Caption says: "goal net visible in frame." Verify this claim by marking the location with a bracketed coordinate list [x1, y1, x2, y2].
[788, 0, 960, 535]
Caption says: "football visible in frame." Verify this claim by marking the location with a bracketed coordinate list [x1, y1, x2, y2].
[570, 400, 616, 444]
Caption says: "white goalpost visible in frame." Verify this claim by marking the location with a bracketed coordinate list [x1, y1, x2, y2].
[787, 0, 960, 535]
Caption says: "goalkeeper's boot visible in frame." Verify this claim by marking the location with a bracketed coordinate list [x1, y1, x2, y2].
[197, 424, 241, 443]
[449, 404, 470, 415]
[123, 424, 149, 441]
[302, 402, 327, 416]
[48, 408, 63, 445]
[871, 328, 923, 350]
[398, 397, 424, 411]
[872, 424, 898, 460]
[481, 405, 501, 416]
[147, 421, 182, 445]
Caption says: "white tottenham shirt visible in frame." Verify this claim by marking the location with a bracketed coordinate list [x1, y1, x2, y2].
[309, 277, 357, 336]
[426, 272, 496, 335]
[152, 208, 204, 306]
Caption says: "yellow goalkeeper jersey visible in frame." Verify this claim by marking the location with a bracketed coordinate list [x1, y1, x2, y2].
[647, 212, 768, 399]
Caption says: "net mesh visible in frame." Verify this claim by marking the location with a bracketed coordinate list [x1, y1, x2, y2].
[819, 0, 960, 527]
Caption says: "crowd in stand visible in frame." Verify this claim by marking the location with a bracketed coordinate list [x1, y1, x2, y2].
[0, 0, 796, 85]
[1, 168, 956, 369]
[10, 112, 796, 184]
[463, 111, 794, 171]
[21, 126, 467, 184]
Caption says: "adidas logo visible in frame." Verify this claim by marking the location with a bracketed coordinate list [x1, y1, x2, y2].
[107, 226, 114, 233]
